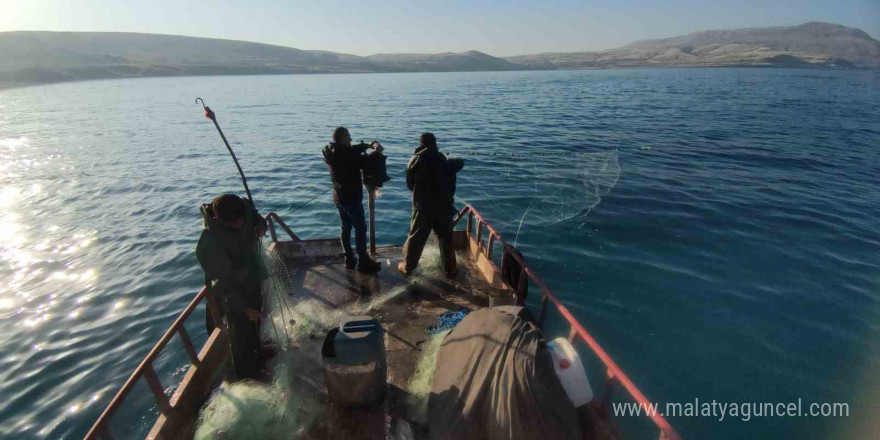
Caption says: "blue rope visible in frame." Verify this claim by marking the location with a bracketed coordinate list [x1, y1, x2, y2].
[426, 308, 472, 334]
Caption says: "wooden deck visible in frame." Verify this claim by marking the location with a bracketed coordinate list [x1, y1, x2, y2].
[88, 206, 680, 440]
[266, 232, 510, 439]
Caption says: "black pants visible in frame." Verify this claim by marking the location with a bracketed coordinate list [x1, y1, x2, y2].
[336, 200, 368, 261]
[226, 309, 263, 379]
[402, 208, 457, 273]
[205, 284, 264, 380]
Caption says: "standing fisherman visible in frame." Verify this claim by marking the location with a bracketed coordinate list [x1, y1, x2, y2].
[398, 133, 464, 278]
[323, 127, 383, 273]
[196, 194, 268, 380]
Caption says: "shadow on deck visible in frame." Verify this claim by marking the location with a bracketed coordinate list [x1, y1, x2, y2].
[265, 235, 507, 439]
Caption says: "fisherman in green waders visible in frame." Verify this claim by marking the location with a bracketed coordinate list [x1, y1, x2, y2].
[398, 133, 464, 278]
[196, 194, 268, 380]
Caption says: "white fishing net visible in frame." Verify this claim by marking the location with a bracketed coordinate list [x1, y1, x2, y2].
[405, 329, 451, 426]
[193, 244, 449, 440]
[456, 149, 621, 235]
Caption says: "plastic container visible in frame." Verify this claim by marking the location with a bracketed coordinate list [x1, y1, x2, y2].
[321, 316, 387, 406]
[547, 337, 593, 407]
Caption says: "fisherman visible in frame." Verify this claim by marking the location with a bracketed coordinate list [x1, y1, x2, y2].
[196, 194, 268, 380]
[398, 133, 464, 278]
[322, 127, 383, 273]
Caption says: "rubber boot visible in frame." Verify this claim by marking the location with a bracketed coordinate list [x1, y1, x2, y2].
[344, 256, 357, 270]
[357, 255, 381, 273]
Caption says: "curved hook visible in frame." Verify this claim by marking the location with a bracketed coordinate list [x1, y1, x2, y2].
[195, 97, 206, 109]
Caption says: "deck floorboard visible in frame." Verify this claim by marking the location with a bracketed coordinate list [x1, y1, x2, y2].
[281, 244, 494, 439]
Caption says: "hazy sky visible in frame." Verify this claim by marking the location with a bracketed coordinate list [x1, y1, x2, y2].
[1, 0, 878, 56]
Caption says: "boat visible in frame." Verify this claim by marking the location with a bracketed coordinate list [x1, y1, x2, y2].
[82, 203, 682, 440]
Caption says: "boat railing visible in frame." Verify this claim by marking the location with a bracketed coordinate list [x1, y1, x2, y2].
[86, 207, 679, 440]
[266, 211, 301, 242]
[82, 287, 225, 440]
[455, 204, 682, 440]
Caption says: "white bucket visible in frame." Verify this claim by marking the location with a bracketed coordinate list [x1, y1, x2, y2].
[548, 337, 593, 407]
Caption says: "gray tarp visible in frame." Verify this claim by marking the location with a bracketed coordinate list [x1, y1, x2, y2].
[428, 306, 583, 440]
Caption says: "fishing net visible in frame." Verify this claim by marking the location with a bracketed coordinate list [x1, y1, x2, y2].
[193, 242, 449, 439]
[456, 149, 620, 233]
[405, 329, 451, 426]
[193, 243, 327, 440]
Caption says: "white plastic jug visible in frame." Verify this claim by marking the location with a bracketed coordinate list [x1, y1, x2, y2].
[547, 337, 593, 407]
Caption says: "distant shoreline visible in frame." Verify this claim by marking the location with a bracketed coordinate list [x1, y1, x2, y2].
[3, 23, 877, 92]
[1, 64, 870, 93]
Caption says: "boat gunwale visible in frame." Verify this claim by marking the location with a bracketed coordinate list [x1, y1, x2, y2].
[456, 203, 682, 440]
[83, 287, 227, 440]
[84, 205, 682, 440]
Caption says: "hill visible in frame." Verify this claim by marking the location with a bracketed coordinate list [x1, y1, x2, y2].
[1, 23, 877, 89]
[504, 22, 880, 70]
[0, 31, 386, 88]
[365, 51, 520, 72]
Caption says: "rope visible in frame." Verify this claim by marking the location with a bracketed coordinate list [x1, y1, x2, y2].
[283, 187, 333, 217]
[425, 307, 472, 334]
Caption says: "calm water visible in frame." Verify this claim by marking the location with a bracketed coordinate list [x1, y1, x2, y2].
[0, 69, 878, 440]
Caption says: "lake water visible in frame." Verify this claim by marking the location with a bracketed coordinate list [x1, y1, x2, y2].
[0, 69, 878, 440]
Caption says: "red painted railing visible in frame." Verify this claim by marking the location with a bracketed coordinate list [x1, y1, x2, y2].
[456, 204, 682, 440]
[86, 207, 679, 440]
[82, 287, 224, 440]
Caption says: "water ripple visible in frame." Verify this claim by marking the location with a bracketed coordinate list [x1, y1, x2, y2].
[0, 69, 878, 440]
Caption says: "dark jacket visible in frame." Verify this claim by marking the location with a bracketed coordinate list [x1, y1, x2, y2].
[323, 142, 371, 203]
[195, 197, 267, 314]
[406, 145, 465, 215]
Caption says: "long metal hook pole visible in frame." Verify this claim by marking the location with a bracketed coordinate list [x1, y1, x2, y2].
[195, 97, 254, 205]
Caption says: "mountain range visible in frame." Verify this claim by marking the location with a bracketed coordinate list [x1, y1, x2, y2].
[1, 22, 877, 90]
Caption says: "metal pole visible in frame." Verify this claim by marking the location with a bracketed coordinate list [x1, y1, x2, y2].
[195, 98, 254, 205]
[368, 188, 376, 255]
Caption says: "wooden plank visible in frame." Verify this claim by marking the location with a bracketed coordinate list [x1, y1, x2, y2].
[149, 328, 229, 440]
[469, 235, 517, 294]
[452, 230, 469, 250]
[177, 325, 200, 366]
[205, 293, 222, 331]
[83, 289, 210, 440]
[143, 365, 172, 415]
[272, 238, 341, 260]
[486, 234, 495, 260]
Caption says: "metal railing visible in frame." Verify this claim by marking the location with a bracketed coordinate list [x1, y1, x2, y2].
[266, 212, 301, 243]
[83, 287, 224, 440]
[87, 211, 293, 440]
[87, 207, 679, 440]
[456, 204, 682, 440]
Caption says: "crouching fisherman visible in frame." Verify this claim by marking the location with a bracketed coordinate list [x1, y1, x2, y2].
[323, 126, 383, 273]
[196, 194, 268, 380]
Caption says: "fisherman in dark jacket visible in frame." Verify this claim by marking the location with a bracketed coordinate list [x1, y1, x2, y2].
[323, 127, 383, 273]
[398, 133, 464, 277]
[196, 194, 268, 380]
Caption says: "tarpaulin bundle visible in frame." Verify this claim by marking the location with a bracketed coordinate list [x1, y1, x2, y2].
[427, 306, 583, 440]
